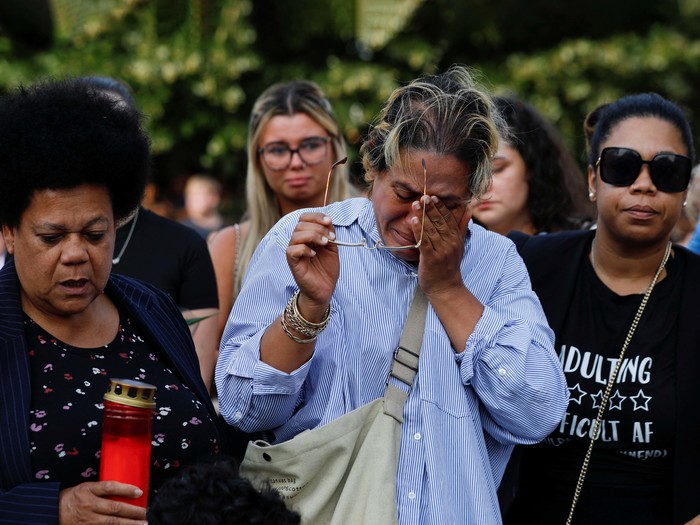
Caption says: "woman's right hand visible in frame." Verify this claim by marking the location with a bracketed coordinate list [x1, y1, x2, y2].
[285, 213, 339, 319]
[59, 481, 147, 525]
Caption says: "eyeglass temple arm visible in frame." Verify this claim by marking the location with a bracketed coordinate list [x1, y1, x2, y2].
[414, 158, 427, 248]
[323, 157, 348, 208]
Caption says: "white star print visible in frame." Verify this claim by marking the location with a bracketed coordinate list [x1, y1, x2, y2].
[608, 390, 626, 410]
[568, 383, 587, 405]
[630, 389, 652, 411]
[590, 389, 603, 409]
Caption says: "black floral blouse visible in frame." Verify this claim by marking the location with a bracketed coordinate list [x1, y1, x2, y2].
[25, 313, 220, 499]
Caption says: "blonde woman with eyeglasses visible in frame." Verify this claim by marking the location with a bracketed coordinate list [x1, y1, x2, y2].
[215, 66, 568, 524]
[194, 80, 357, 395]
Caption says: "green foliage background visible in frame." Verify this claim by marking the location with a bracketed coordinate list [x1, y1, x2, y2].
[2, 0, 700, 219]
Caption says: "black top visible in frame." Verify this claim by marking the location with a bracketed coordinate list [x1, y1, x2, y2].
[113, 208, 218, 311]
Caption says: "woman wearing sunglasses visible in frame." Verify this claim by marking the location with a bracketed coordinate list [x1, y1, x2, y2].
[216, 66, 568, 524]
[504, 93, 700, 525]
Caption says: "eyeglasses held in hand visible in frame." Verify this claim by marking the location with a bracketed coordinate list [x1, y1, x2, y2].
[596, 146, 691, 193]
[323, 157, 427, 251]
[259, 136, 331, 172]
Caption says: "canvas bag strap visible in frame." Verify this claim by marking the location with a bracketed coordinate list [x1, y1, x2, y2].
[383, 287, 428, 422]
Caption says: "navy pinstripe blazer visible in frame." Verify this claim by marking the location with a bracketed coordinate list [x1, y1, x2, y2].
[0, 259, 219, 524]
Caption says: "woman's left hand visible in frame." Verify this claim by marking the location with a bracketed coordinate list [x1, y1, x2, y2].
[415, 195, 471, 297]
[684, 514, 700, 525]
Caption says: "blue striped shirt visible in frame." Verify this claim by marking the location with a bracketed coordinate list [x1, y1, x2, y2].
[216, 198, 568, 525]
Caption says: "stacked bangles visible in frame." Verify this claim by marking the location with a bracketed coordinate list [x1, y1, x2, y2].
[280, 290, 331, 344]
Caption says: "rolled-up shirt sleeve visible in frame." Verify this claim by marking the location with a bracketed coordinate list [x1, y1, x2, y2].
[455, 242, 569, 444]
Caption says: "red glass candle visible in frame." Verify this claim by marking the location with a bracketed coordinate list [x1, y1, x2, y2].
[99, 379, 156, 508]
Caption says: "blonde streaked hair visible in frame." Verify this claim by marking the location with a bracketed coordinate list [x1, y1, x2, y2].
[237, 80, 356, 292]
[361, 65, 504, 201]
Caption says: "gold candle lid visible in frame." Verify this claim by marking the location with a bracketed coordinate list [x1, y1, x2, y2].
[104, 378, 157, 409]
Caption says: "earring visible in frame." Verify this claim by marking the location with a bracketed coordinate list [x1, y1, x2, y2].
[588, 191, 596, 201]
[683, 200, 688, 208]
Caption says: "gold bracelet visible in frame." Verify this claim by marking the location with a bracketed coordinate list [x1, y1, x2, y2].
[281, 290, 331, 342]
[280, 315, 317, 344]
[292, 290, 331, 329]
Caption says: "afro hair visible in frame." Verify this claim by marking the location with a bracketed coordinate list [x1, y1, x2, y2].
[0, 77, 150, 228]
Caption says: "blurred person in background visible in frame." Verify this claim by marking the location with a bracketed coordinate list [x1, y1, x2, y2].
[671, 165, 700, 249]
[0, 78, 221, 524]
[142, 180, 176, 219]
[687, 214, 700, 255]
[179, 174, 225, 239]
[472, 95, 594, 235]
[77, 76, 219, 344]
[194, 80, 358, 396]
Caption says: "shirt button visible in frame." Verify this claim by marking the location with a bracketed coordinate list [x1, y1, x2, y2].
[413, 432, 421, 441]
[234, 411, 243, 419]
[408, 491, 416, 500]
[498, 368, 506, 377]
[410, 272, 418, 278]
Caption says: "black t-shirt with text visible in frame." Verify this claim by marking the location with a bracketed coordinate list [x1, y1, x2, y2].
[508, 251, 683, 525]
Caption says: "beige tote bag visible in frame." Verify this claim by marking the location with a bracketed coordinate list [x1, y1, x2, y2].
[240, 288, 428, 525]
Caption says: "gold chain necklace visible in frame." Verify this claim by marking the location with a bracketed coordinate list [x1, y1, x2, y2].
[566, 240, 672, 525]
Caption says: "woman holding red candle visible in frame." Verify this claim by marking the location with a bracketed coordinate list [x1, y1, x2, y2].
[0, 79, 221, 524]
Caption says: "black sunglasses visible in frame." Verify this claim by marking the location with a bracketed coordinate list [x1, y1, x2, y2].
[596, 147, 691, 193]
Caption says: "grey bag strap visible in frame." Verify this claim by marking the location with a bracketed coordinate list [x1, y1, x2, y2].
[383, 287, 428, 422]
